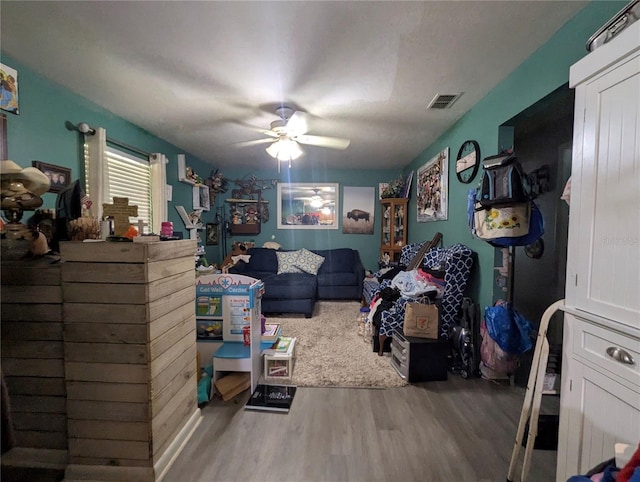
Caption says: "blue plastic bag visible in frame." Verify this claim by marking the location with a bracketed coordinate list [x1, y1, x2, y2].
[484, 302, 534, 355]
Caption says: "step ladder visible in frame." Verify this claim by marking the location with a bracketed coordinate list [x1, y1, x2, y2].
[507, 299, 565, 482]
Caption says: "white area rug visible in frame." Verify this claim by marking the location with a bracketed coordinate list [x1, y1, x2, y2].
[265, 301, 408, 388]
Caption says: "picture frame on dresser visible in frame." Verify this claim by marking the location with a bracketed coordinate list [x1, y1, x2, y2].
[32, 161, 71, 193]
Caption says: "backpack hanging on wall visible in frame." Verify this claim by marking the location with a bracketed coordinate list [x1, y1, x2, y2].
[477, 150, 531, 208]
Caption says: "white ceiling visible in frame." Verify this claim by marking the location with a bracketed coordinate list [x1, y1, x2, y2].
[1, 1, 586, 171]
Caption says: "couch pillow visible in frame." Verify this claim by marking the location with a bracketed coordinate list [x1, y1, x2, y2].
[276, 250, 303, 274]
[294, 248, 325, 275]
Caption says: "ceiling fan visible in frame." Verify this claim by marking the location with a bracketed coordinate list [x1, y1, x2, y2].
[234, 107, 351, 171]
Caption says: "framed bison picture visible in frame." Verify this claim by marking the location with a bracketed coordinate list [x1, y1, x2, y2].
[342, 186, 374, 235]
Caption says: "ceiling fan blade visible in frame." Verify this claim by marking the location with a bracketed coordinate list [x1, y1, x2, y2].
[295, 134, 350, 150]
[232, 138, 276, 148]
[286, 111, 308, 136]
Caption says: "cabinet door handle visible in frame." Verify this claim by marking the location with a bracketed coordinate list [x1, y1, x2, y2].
[606, 346, 635, 365]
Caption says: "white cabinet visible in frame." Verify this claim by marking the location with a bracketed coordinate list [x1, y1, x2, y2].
[557, 21, 640, 481]
[557, 312, 640, 480]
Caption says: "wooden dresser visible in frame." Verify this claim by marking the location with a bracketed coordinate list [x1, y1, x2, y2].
[1, 259, 67, 475]
[59, 239, 201, 481]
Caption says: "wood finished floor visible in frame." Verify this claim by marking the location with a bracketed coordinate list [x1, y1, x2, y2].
[164, 375, 557, 482]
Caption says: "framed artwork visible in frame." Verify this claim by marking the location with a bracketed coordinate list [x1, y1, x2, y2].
[0, 113, 6, 160]
[206, 223, 220, 245]
[342, 186, 374, 234]
[400, 171, 414, 198]
[277, 183, 339, 229]
[32, 161, 72, 193]
[0, 63, 19, 115]
[416, 147, 449, 222]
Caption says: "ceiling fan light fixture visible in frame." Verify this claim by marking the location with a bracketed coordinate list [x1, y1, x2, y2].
[265, 138, 304, 162]
[310, 196, 323, 208]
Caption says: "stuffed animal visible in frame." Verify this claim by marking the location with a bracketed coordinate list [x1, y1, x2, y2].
[232, 211, 243, 224]
[221, 241, 250, 272]
[262, 241, 281, 250]
[245, 207, 258, 224]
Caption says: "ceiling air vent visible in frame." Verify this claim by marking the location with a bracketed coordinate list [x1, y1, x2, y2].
[427, 93, 462, 109]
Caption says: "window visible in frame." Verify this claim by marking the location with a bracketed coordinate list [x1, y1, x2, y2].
[103, 146, 152, 226]
[84, 127, 167, 233]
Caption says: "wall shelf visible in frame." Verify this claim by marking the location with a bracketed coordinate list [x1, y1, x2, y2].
[225, 198, 268, 235]
[177, 154, 202, 186]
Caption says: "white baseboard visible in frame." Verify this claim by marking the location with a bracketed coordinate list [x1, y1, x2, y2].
[155, 408, 203, 482]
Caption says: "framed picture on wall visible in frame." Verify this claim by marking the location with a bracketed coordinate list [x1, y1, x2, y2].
[0, 63, 19, 115]
[342, 186, 374, 235]
[206, 222, 220, 245]
[0, 113, 6, 160]
[276, 183, 339, 229]
[32, 161, 72, 193]
[416, 147, 449, 222]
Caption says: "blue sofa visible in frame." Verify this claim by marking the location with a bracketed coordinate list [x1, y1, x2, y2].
[230, 247, 365, 318]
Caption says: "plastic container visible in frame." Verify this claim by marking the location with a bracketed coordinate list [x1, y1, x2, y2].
[160, 221, 173, 237]
[357, 307, 370, 337]
[357, 306, 370, 324]
[242, 325, 250, 346]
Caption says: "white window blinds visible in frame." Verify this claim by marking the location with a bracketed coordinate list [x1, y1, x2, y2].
[84, 126, 167, 234]
[105, 145, 152, 227]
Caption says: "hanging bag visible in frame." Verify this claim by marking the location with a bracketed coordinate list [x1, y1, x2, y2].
[477, 151, 531, 208]
[488, 200, 544, 247]
[473, 202, 531, 240]
[403, 300, 439, 339]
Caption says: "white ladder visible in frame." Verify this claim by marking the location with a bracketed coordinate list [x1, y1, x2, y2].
[507, 299, 565, 482]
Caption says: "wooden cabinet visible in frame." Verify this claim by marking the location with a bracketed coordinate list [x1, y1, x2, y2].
[60, 240, 202, 482]
[380, 198, 408, 264]
[557, 21, 640, 481]
[0, 260, 66, 456]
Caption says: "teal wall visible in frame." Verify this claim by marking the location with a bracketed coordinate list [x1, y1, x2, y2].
[403, 1, 626, 311]
[0, 53, 397, 271]
[1, 1, 624, 310]
[1, 53, 215, 239]
[185, 164, 395, 271]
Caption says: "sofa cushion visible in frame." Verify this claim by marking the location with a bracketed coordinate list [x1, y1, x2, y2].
[314, 248, 355, 274]
[295, 248, 325, 275]
[276, 251, 303, 274]
[246, 248, 278, 272]
[242, 271, 277, 282]
[263, 272, 317, 299]
[317, 271, 358, 287]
